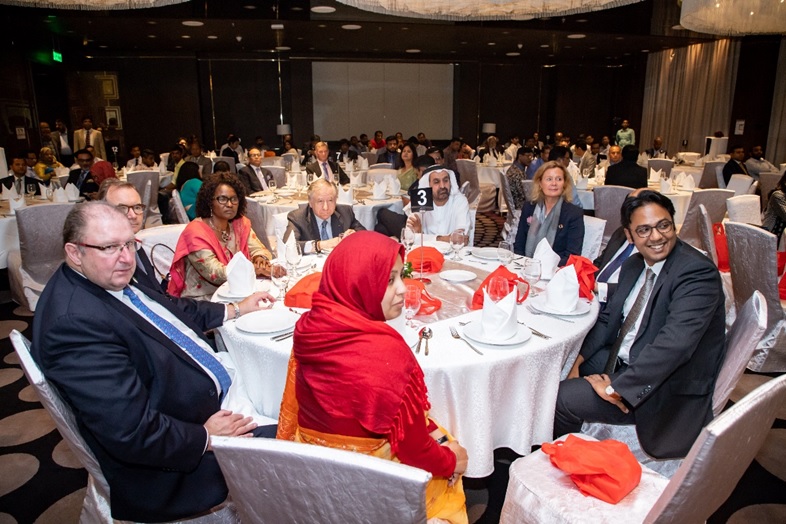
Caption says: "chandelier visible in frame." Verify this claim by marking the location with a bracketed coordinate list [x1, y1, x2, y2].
[0, 0, 189, 9]
[680, 0, 786, 35]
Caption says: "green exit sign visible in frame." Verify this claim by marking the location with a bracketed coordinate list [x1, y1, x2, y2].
[52, 50, 62, 62]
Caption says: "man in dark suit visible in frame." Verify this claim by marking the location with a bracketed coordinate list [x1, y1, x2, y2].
[284, 178, 364, 253]
[722, 145, 750, 186]
[605, 145, 648, 189]
[376, 135, 403, 169]
[32, 202, 277, 522]
[66, 149, 100, 197]
[336, 138, 359, 163]
[237, 147, 275, 194]
[1, 154, 41, 196]
[554, 190, 726, 459]
[305, 141, 349, 185]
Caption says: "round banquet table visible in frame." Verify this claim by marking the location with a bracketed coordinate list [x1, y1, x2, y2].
[215, 248, 598, 478]
[577, 179, 693, 226]
[477, 165, 507, 188]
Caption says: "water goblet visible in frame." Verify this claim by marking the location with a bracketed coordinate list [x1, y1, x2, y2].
[285, 241, 303, 276]
[268, 178, 277, 193]
[522, 259, 542, 297]
[271, 260, 289, 300]
[27, 184, 36, 201]
[403, 285, 422, 328]
[487, 276, 512, 303]
[449, 229, 465, 261]
[401, 227, 415, 255]
[497, 241, 514, 266]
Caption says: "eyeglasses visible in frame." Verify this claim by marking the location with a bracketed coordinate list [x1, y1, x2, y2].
[632, 219, 674, 238]
[215, 195, 240, 205]
[75, 239, 138, 255]
[116, 204, 146, 215]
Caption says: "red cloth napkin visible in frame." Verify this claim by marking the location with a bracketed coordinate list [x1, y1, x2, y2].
[406, 247, 445, 273]
[403, 278, 442, 315]
[471, 265, 528, 310]
[284, 272, 321, 309]
[541, 435, 642, 504]
[564, 255, 598, 301]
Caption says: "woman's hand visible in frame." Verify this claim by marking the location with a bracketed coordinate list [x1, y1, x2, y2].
[253, 256, 272, 277]
[406, 214, 422, 233]
[444, 440, 468, 485]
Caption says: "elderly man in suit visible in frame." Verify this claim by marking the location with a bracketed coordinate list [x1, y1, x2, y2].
[554, 190, 726, 459]
[284, 178, 364, 253]
[32, 201, 277, 522]
[237, 147, 275, 193]
[73, 116, 107, 161]
[305, 141, 349, 185]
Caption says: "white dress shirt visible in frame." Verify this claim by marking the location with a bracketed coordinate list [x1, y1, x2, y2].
[617, 259, 665, 364]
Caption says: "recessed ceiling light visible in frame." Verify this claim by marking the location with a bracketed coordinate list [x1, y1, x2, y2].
[328, 37, 335, 41]
[402, 27, 409, 30]
[271, 23, 284, 30]
[567, 34, 586, 39]
[342, 24, 362, 30]
[576, 19, 588, 23]
[182, 21, 204, 27]
[43, 19, 51, 23]
[85, 55, 93, 59]
[623, 52, 631, 55]
[243, 5, 256, 9]
[181, 35, 191, 39]
[147, 34, 156, 38]
[506, 52, 520, 56]
[589, 46, 597, 50]
[276, 46, 291, 51]
[207, 35, 218, 39]
[488, 42, 496, 46]
[548, 54, 554, 57]
[318, 24, 326, 28]
[502, 31, 509, 35]
[543, 64, 556, 68]
[311, 6, 336, 13]
[406, 49, 421, 53]
[460, 41, 467, 45]
[297, 37, 304, 40]
[564, 45, 572, 49]
[99, 45, 108, 48]
[174, 45, 182, 49]
[147, 21, 157, 25]
[615, 36, 624, 40]
[642, 49, 649, 53]
[291, 6, 303, 11]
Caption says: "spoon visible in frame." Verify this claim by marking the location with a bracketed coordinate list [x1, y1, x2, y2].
[422, 327, 433, 356]
[416, 327, 425, 354]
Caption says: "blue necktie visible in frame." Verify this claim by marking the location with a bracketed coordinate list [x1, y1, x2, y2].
[320, 220, 329, 241]
[123, 287, 232, 399]
[322, 162, 331, 181]
[597, 243, 635, 283]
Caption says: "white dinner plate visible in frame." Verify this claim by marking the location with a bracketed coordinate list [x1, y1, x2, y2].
[463, 322, 531, 346]
[424, 240, 452, 254]
[368, 195, 391, 201]
[275, 189, 297, 197]
[440, 269, 478, 283]
[471, 247, 499, 260]
[215, 280, 271, 301]
[235, 308, 299, 335]
[528, 295, 592, 316]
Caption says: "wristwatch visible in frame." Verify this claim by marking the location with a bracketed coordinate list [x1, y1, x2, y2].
[231, 302, 241, 320]
[605, 385, 621, 401]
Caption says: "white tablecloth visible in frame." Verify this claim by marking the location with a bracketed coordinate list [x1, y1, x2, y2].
[477, 165, 506, 188]
[578, 180, 693, 226]
[216, 251, 598, 478]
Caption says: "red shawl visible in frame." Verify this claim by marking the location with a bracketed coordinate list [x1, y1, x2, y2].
[167, 216, 253, 297]
[293, 231, 431, 452]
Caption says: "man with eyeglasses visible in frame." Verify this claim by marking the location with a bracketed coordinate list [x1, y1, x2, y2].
[554, 190, 726, 460]
[31, 201, 278, 522]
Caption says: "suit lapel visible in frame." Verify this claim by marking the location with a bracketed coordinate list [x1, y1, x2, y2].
[634, 241, 681, 338]
[306, 207, 321, 239]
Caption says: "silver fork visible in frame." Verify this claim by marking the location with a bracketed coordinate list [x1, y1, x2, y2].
[449, 326, 484, 355]
[526, 305, 575, 323]
[517, 321, 551, 339]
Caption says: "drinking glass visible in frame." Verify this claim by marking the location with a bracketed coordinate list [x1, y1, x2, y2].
[487, 276, 511, 303]
[26, 184, 36, 200]
[307, 172, 315, 186]
[268, 178, 277, 193]
[401, 227, 415, 255]
[403, 285, 422, 328]
[497, 241, 514, 266]
[449, 229, 465, 261]
[271, 260, 289, 300]
[285, 241, 303, 275]
[522, 259, 542, 296]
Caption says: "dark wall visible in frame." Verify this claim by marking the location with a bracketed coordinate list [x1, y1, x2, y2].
[0, 46, 37, 159]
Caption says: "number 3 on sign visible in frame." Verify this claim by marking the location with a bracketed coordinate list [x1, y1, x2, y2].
[409, 186, 433, 212]
[417, 189, 428, 206]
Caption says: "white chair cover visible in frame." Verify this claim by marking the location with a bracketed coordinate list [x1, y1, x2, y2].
[141, 179, 152, 226]
[647, 159, 674, 179]
[697, 204, 718, 267]
[211, 436, 430, 524]
[244, 198, 273, 252]
[699, 161, 725, 189]
[369, 162, 392, 170]
[497, 169, 520, 242]
[126, 170, 163, 228]
[260, 156, 283, 167]
[581, 215, 606, 261]
[170, 189, 190, 224]
[758, 172, 781, 210]
[136, 224, 186, 280]
[725, 222, 786, 372]
[748, 180, 759, 195]
[503, 374, 786, 523]
[8, 203, 74, 311]
[213, 156, 237, 174]
[726, 194, 762, 225]
[273, 211, 289, 249]
[280, 152, 299, 166]
[361, 151, 377, 164]
[726, 174, 755, 196]
[678, 189, 733, 248]
[266, 165, 287, 188]
[593, 185, 631, 246]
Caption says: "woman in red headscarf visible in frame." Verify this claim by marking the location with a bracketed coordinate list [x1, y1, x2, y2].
[278, 230, 468, 523]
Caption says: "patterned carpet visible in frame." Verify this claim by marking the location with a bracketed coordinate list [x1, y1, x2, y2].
[0, 213, 785, 523]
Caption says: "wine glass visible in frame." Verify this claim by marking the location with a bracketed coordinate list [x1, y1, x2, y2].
[487, 276, 511, 303]
[271, 260, 289, 300]
[307, 172, 315, 186]
[403, 285, 421, 328]
[497, 241, 514, 266]
[449, 229, 465, 261]
[401, 227, 415, 255]
[268, 178, 277, 193]
[522, 259, 542, 297]
[285, 241, 302, 275]
[26, 184, 36, 201]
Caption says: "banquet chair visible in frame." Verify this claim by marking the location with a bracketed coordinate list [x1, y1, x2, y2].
[748, 180, 758, 194]
[758, 172, 781, 210]
[497, 169, 520, 241]
[581, 216, 606, 261]
[7, 203, 74, 311]
[140, 179, 152, 225]
[725, 222, 786, 372]
[522, 179, 534, 202]
[211, 436, 430, 524]
[369, 162, 392, 170]
[136, 224, 186, 282]
[697, 204, 718, 267]
[170, 189, 190, 224]
[699, 161, 725, 189]
[455, 159, 479, 193]
[647, 159, 674, 179]
[593, 185, 631, 246]
[361, 151, 377, 164]
[281, 152, 298, 166]
[261, 156, 282, 167]
[726, 194, 762, 225]
[726, 174, 754, 197]
[677, 189, 733, 249]
[126, 170, 163, 228]
[456, 159, 496, 212]
[244, 198, 274, 252]
[213, 156, 237, 174]
[266, 165, 287, 187]
[501, 373, 786, 524]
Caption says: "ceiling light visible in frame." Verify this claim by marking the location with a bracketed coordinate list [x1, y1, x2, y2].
[311, 5, 336, 13]
[181, 35, 191, 39]
[615, 36, 625, 40]
[567, 33, 586, 39]
[276, 46, 291, 51]
[576, 19, 588, 22]
[318, 24, 327, 28]
[540, 44, 549, 48]
[147, 21, 157, 25]
[291, 6, 303, 10]
[402, 27, 409, 30]
[147, 34, 156, 38]
[182, 21, 204, 27]
[406, 49, 421, 53]
[543, 64, 556, 68]
[207, 35, 218, 39]
[99, 45, 107, 48]
[271, 23, 284, 30]
[487, 42, 496, 46]
[506, 52, 521, 56]
[641, 49, 649, 52]
[174, 45, 182, 49]
[243, 5, 256, 9]
[564, 45, 572, 48]
[342, 24, 362, 30]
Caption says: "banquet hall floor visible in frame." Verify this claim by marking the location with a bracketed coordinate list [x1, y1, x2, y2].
[0, 213, 784, 523]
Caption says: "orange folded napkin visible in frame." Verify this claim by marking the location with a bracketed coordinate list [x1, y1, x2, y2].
[403, 278, 442, 315]
[471, 265, 528, 310]
[406, 247, 445, 273]
[284, 272, 321, 309]
[541, 434, 642, 505]
[264, 150, 276, 157]
[564, 255, 598, 301]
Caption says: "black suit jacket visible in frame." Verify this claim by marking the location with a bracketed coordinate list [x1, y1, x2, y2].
[66, 168, 99, 196]
[305, 160, 349, 185]
[284, 203, 365, 249]
[0, 175, 41, 195]
[135, 247, 168, 293]
[31, 264, 229, 522]
[237, 165, 274, 194]
[593, 226, 630, 301]
[376, 150, 403, 169]
[605, 160, 648, 189]
[579, 240, 726, 458]
[513, 200, 585, 265]
[722, 159, 749, 186]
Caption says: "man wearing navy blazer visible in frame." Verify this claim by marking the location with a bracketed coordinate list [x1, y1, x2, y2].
[554, 190, 726, 459]
[32, 202, 277, 522]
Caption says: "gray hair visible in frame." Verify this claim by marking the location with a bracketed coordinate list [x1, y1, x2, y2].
[97, 178, 138, 201]
[307, 178, 338, 200]
[63, 201, 127, 247]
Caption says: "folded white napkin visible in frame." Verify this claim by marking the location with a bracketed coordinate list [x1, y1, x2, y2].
[487, 155, 498, 167]
[682, 175, 696, 190]
[672, 171, 686, 185]
[55, 166, 69, 179]
[474, 155, 482, 164]
[226, 252, 255, 297]
[372, 181, 388, 199]
[277, 230, 296, 260]
[9, 196, 26, 213]
[576, 177, 589, 189]
[659, 179, 673, 194]
[481, 288, 518, 342]
[337, 184, 353, 205]
[1, 184, 10, 201]
[534, 238, 560, 280]
[358, 157, 368, 170]
[545, 265, 579, 313]
[349, 171, 363, 187]
[53, 187, 68, 203]
[388, 177, 401, 195]
[649, 168, 662, 182]
[567, 161, 580, 182]
[38, 183, 47, 198]
[64, 183, 80, 201]
[345, 161, 354, 174]
[638, 153, 649, 168]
